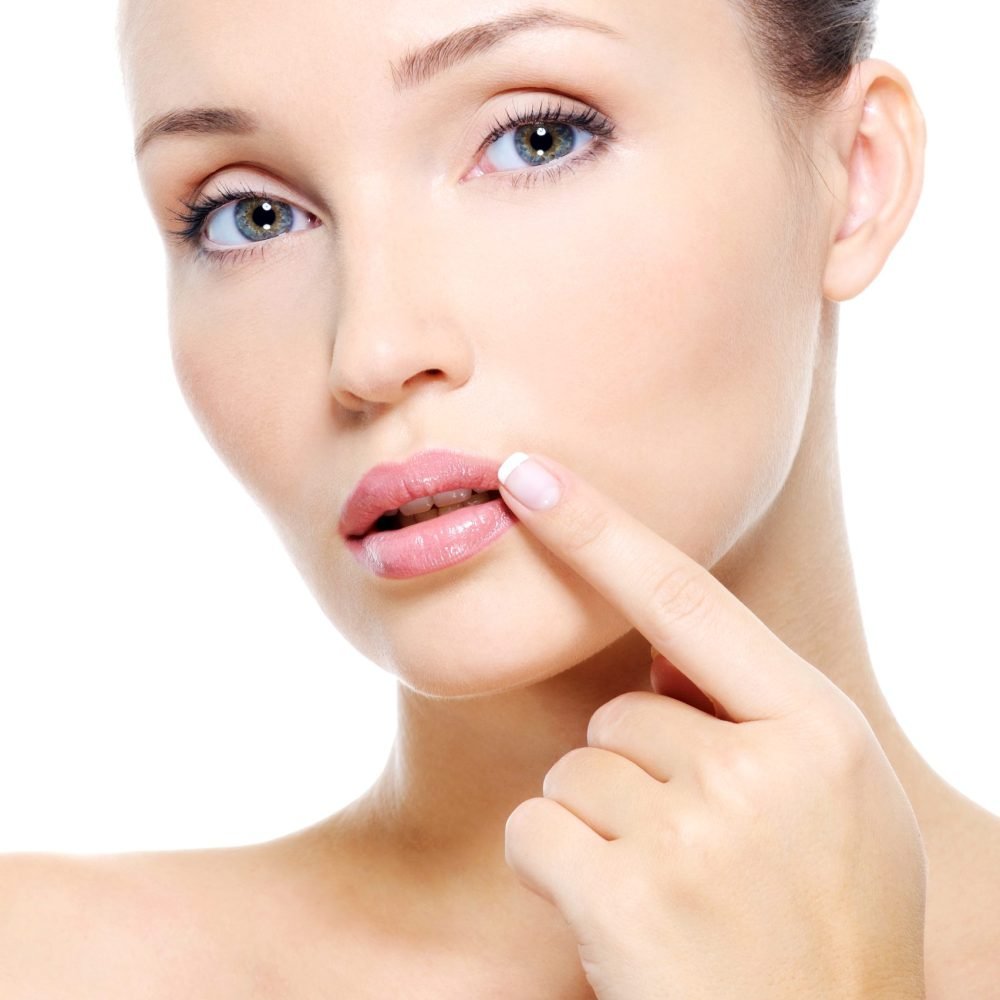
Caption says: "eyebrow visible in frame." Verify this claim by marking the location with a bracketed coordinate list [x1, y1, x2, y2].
[134, 6, 622, 158]
[389, 7, 623, 91]
[134, 106, 257, 159]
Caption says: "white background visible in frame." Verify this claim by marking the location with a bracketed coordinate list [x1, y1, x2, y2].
[0, 1, 996, 854]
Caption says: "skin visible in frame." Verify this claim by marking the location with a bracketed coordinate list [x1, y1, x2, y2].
[11, 0, 989, 995]
[496, 452, 929, 998]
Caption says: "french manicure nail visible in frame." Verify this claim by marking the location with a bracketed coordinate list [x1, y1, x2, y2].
[497, 452, 562, 511]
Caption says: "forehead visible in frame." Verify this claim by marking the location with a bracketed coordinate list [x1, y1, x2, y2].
[119, 0, 753, 134]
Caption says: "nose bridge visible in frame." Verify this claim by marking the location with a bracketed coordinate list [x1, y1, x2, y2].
[316, 78, 441, 314]
[339, 173, 424, 311]
[327, 172, 469, 409]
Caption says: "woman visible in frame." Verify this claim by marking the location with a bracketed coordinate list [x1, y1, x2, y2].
[3, 0, 996, 996]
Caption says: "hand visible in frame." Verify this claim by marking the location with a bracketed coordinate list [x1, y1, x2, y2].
[497, 452, 927, 1000]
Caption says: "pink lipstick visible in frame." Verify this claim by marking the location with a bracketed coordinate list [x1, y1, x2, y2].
[339, 449, 517, 579]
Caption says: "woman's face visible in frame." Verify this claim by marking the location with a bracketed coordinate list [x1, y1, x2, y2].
[123, 0, 834, 696]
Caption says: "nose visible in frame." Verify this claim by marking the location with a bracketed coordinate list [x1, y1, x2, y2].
[327, 203, 473, 415]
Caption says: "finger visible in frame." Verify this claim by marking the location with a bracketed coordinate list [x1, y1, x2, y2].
[650, 652, 722, 718]
[587, 690, 725, 782]
[497, 451, 832, 722]
[542, 745, 663, 840]
[505, 795, 609, 923]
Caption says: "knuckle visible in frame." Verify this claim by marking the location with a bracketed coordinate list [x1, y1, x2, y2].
[654, 812, 723, 900]
[587, 691, 642, 746]
[813, 695, 872, 765]
[832, 715, 874, 775]
[542, 746, 590, 795]
[660, 810, 705, 854]
[558, 497, 612, 555]
[647, 562, 711, 632]
[505, 796, 549, 843]
[697, 738, 768, 810]
[802, 697, 874, 776]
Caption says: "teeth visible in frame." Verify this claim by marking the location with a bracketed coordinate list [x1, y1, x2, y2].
[397, 496, 434, 516]
[394, 488, 478, 517]
[430, 488, 474, 508]
[380, 489, 500, 530]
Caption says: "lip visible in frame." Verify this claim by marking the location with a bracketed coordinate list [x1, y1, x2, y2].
[338, 448, 508, 541]
[339, 448, 516, 580]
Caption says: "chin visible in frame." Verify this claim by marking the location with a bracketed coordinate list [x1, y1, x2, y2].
[326, 533, 634, 700]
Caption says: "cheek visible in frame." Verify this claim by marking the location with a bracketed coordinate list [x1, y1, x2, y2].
[627, 167, 817, 563]
[463, 136, 819, 570]
[166, 268, 330, 516]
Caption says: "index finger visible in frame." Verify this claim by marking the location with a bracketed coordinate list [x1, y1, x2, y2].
[496, 451, 833, 722]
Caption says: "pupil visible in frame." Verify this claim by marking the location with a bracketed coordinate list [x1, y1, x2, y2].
[530, 126, 553, 154]
[252, 201, 277, 229]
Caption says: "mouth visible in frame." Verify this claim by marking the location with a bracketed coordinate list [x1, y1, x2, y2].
[365, 488, 503, 535]
[340, 448, 516, 579]
[339, 449, 507, 541]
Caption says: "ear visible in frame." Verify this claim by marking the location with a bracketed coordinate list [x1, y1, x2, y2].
[822, 58, 927, 302]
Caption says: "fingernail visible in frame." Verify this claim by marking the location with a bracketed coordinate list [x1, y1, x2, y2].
[497, 452, 562, 511]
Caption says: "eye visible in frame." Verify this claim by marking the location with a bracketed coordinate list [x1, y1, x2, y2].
[166, 181, 320, 265]
[464, 98, 617, 187]
[205, 194, 313, 247]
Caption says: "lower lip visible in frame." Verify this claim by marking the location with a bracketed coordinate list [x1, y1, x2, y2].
[345, 497, 517, 579]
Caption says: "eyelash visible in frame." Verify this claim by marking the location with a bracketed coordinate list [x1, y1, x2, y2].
[166, 98, 617, 270]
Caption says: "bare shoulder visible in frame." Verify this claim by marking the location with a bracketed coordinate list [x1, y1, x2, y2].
[962, 807, 1000, 985]
[0, 852, 135, 996]
[925, 800, 1000, 999]
[0, 845, 289, 999]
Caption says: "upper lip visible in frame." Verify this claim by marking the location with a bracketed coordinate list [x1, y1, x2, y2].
[339, 448, 504, 539]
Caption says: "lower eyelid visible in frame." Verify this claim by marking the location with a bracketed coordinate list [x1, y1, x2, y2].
[196, 221, 316, 271]
[197, 243, 267, 270]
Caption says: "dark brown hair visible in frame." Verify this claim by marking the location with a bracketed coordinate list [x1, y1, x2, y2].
[726, 0, 878, 185]
[734, 0, 878, 114]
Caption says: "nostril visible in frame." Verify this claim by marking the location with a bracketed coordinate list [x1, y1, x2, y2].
[401, 369, 445, 392]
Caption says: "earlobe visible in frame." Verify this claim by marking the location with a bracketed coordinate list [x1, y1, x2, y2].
[822, 59, 927, 302]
